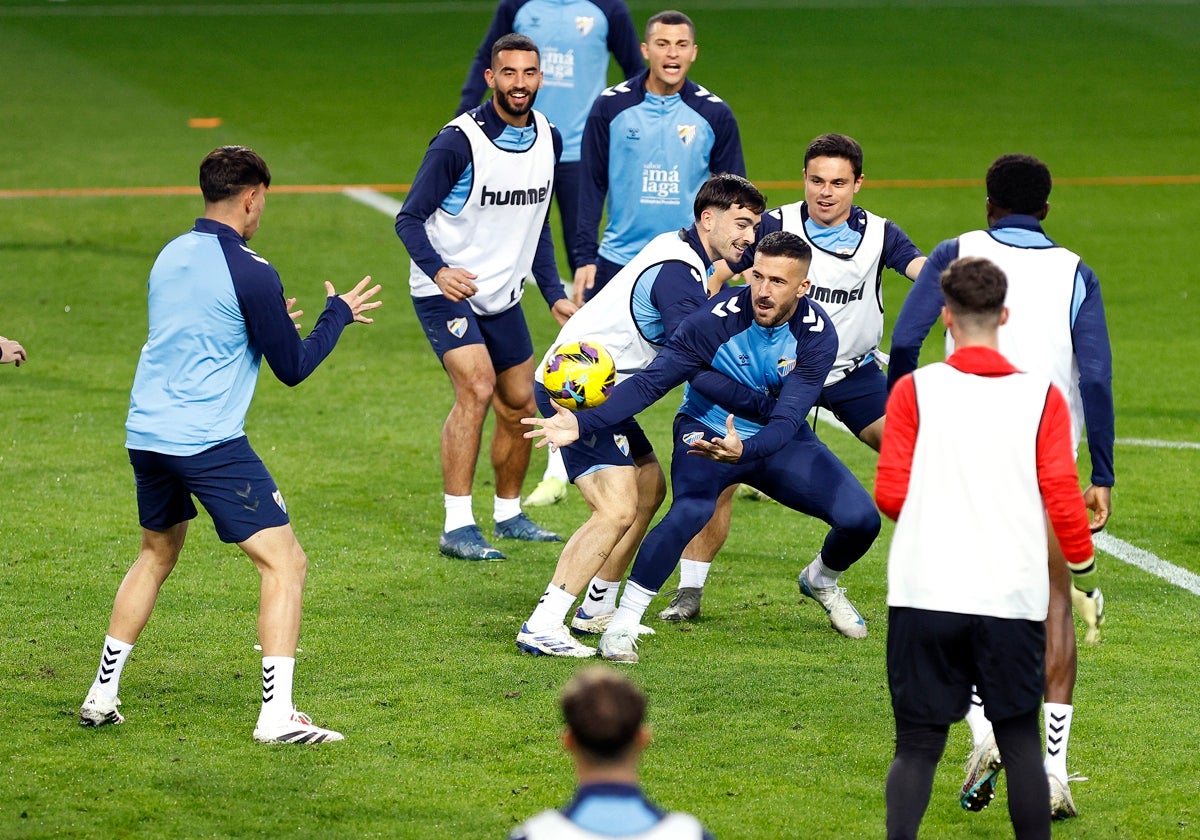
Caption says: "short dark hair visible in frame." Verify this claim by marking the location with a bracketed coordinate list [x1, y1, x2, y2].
[756, 230, 812, 267]
[645, 10, 695, 41]
[491, 32, 540, 67]
[561, 667, 646, 762]
[940, 257, 1007, 321]
[804, 133, 864, 179]
[986, 153, 1052, 215]
[199, 146, 270, 204]
[694, 173, 766, 218]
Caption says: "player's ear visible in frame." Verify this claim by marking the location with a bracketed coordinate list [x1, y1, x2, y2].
[635, 725, 652, 751]
[484, 68, 496, 89]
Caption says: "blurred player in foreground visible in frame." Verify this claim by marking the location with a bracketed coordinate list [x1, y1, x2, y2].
[508, 666, 714, 840]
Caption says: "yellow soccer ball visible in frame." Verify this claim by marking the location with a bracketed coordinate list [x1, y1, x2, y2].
[543, 340, 616, 410]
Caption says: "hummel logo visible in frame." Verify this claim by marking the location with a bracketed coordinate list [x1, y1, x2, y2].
[1046, 711, 1067, 755]
[604, 80, 632, 97]
[712, 297, 742, 317]
[262, 665, 276, 704]
[98, 644, 121, 684]
[802, 309, 825, 332]
[237, 483, 260, 512]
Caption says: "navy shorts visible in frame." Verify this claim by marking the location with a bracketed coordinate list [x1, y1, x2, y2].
[412, 294, 534, 373]
[535, 387, 653, 481]
[817, 360, 888, 437]
[129, 437, 290, 544]
[887, 606, 1046, 726]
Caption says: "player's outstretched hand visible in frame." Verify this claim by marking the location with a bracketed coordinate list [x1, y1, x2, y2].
[327, 276, 382, 324]
[0, 336, 27, 367]
[285, 297, 303, 331]
[686, 414, 743, 463]
[1083, 484, 1111, 532]
[521, 401, 581, 449]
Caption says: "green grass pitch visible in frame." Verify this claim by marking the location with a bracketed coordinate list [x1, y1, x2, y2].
[1, 1, 1198, 837]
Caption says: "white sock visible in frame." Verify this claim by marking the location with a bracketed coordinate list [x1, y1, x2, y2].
[544, 448, 568, 482]
[444, 494, 474, 532]
[259, 656, 296, 724]
[1043, 702, 1073, 781]
[679, 559, 710, 589]
[609, 580, 656, 631]
[90, 635, 134, 698]
[526, 584, 578, 632]
[965, 688, 994, 747]
[494, 495, 522, 524]
[582, 577, 620, 615]
[804, 554, 839, 589]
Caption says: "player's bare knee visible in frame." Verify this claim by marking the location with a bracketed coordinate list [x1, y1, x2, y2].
[455, 376, 497, 411]
[597, 496, 638, 533]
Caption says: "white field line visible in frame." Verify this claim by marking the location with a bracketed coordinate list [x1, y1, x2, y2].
[343, 187, 403, 217]
[1092, 533, 1200, 597]
[1115, 437, 1200, 450]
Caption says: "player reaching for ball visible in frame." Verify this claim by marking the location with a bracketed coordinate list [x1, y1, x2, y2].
[512, 173, 767, 657]
[526, 230, 883, 664]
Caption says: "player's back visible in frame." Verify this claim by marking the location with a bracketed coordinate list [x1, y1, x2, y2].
[127, 221, 264, 455]
[952, 229, 1082, 422]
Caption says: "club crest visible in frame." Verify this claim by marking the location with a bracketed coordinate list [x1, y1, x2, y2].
[777, 357, 796, 377]
[614, 434, 630, 456]
[682, 431, 705, 446]
[677, 124, 697, 146]
[446, 317, 468, 338]
[272, 490, 287, 514]
[576, 15, 595, 36]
